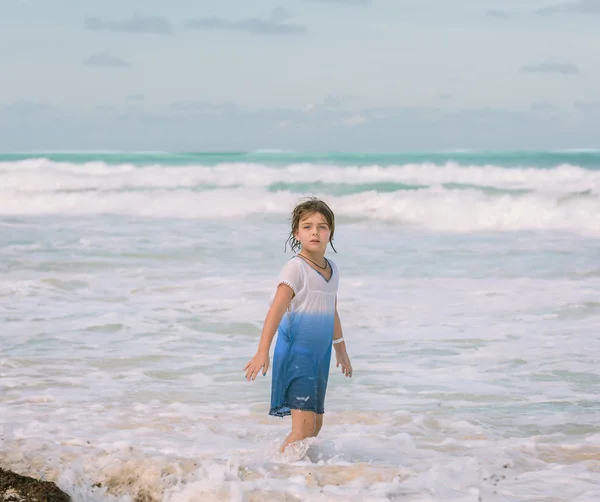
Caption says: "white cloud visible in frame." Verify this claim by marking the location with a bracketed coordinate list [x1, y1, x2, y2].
[185, 8, 307, 36]
[0, 101, 55, 118]
[85, 13, 173, 35]
[538, 0, 600, 15]
[337, 114, 367, 127]
[169, 101, 237, 115]
[83, 53, 132, 68]
[520, 62, 580, 74]
[486, 9, 513, 18]
[2, 105, 600, 151]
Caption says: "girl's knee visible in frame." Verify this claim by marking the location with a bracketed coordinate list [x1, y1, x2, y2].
[291, 411, 317, 438]
[301, 415, 316, 437]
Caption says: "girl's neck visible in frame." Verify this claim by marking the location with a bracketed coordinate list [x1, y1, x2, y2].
[298, 250, 327, 267]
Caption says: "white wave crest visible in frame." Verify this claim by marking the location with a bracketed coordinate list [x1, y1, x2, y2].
[1, 186, 599, 234]
[1, 158, 599, 193]
[2, 159, 599, 233]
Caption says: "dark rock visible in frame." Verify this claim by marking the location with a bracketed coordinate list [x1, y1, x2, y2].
[0, 467, 70, 502]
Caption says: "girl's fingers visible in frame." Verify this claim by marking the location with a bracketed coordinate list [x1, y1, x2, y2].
[244, 359, 270, 380]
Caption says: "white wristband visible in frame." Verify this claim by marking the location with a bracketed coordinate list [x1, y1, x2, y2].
[333, 337, 344, 345]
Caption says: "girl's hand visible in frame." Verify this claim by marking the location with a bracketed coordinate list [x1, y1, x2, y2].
[335, 351, 352, 378]
[243, 351, 270, 381]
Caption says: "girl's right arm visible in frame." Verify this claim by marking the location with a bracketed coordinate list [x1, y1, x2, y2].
[243, 284, 294, 381]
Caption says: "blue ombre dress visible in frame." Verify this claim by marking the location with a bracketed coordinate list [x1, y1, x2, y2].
[269, 256, 339, 417]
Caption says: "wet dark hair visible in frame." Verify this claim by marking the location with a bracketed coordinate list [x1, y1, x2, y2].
[285, 197, 337, 253]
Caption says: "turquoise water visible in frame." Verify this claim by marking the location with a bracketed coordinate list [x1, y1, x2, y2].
[1, 149, 600, 168]
[1, 152, 600, 501]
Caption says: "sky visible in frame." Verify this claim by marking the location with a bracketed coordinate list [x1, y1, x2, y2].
[1, 0, 599, 152]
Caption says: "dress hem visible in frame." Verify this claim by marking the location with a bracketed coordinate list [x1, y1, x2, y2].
[269, 405, 324, 417]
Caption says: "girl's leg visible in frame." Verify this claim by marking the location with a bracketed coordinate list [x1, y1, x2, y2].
[280, 409, 316, 452]
[313, 414, 323, 437]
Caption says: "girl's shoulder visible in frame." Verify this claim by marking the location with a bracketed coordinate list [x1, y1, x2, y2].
[279, 256, 303, 273]
[275, 256, 306, 294]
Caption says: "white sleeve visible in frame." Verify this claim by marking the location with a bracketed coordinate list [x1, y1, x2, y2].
[276, 259, 303, 295]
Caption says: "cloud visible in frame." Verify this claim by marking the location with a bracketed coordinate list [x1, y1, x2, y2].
[83, 53, 132, 68]
[3, 104, 600, 152]
[486, 9, 513, 18]
[573, 100, 600, 111]
[321, 94, 360, 108]
[531, 101, 554, 111]
[300, 95, 361, 117]
[127, 93, 145, 101]
[538, 0, 600, 15]
[336, 114, 367, 127]
[0, 101, 55, 118]
[185, 8, 307, 36]
[303, 0, 371, 5]
[520, 62, 580, 74]
[271, 6, 294, 21]
[169, 101, 237, 115]
[439, 93, 453, 100]
[321, 95, 342, 108]
[84, 13, 173, 34]
[360, 106, 434, 121]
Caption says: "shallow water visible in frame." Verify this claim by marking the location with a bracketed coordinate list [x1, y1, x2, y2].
[1, 156, 600, 501]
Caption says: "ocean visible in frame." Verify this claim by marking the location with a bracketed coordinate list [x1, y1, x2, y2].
[1, 151, 599, 501]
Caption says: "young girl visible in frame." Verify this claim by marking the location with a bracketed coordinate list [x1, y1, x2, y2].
[244, 197, 353, 453]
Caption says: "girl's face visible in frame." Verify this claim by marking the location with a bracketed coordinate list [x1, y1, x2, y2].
[294, 211, 331, 255]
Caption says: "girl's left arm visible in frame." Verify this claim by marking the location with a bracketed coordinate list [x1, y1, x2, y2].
[333, 298, 352, 378]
